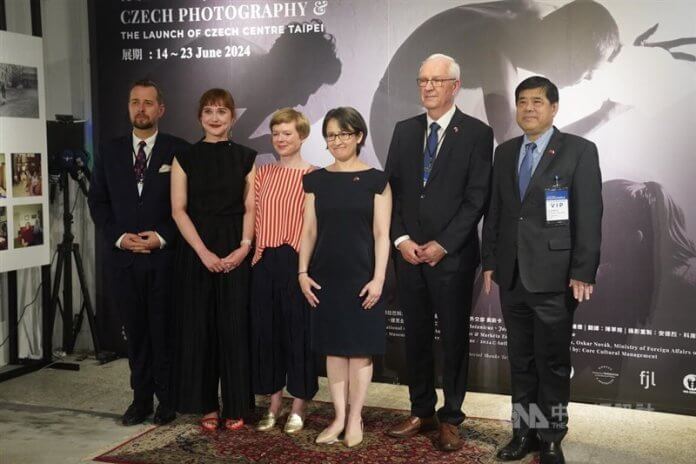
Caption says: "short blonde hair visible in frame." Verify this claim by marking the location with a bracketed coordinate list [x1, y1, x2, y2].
[269, 108, 310, 139]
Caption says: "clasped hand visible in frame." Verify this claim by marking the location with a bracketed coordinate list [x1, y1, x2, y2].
[121, 231, 161, 253]
[198, 245, 250, 273]
[399, 239, 446, 267]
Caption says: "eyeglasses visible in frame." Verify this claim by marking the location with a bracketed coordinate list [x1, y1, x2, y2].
[416, 78, 457, 88]
[325, 132, 356, 142]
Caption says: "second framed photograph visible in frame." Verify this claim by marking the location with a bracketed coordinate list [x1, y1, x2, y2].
[11, 152, 42, 197]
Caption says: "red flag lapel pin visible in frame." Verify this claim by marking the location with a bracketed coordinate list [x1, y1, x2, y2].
[547, 149, 556, 156]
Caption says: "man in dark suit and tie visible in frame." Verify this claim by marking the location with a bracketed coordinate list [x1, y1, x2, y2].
[385, 54, 494, 451]
[482, 76, 602, 464]
[88, 79, 189, 426]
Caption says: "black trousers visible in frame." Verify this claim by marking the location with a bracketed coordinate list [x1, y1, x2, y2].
[172, 243, 255, 420]
[111, 254, 173, 408]
[250, 246, 318, 400]
[395, 253, 475, 425]
[500, 271, 577, 442]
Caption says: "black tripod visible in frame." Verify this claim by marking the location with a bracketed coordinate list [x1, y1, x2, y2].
[48, 170, 116, 364]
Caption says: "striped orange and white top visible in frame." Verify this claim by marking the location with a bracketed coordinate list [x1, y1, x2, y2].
[252, 163, 314, 265]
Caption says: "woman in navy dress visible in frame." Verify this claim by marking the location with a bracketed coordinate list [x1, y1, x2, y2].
[299, 107, 392, 447]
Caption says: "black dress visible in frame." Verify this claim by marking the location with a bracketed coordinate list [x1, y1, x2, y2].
[173, 140, 256, 419]
[302, 168, 388, 356]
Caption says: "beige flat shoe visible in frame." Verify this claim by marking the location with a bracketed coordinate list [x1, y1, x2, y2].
[315, 425, 343, 444]
[283, 413, 304, 434]
[255, 411, 276, 432]
[344, 421, 363, 448]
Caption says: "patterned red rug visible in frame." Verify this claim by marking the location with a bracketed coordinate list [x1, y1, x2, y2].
[94, 400, 538, 463]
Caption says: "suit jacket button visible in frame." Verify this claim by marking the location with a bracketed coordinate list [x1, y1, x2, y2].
[519, 216, 524, 221]
[420, 194, 425, 199]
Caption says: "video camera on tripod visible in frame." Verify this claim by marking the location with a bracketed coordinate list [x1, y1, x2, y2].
[48, 115, 92, 201]
[46, 115, 115, 366]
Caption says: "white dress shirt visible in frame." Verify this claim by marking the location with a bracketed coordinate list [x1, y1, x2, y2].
[394, 104, 457, 250]
[115, 131, 166, 249]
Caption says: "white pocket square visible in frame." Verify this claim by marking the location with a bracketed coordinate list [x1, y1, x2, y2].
[158, 164, 172, 173]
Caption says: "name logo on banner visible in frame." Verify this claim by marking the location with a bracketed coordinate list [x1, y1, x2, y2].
[683, 374, 696, 395]
[592, 365, 619, 385]
[640, 371, 656, 390]
[512, 404, 549, 430]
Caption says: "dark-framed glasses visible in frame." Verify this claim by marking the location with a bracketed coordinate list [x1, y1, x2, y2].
[326, 131, 356, 142]
[416, 78, 456, 88]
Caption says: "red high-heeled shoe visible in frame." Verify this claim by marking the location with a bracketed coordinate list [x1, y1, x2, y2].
[200, 416, 219, 431]
[225, 418, 245, 431]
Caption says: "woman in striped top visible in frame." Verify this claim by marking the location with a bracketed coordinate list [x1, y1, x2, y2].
[251, 108, 318, 434]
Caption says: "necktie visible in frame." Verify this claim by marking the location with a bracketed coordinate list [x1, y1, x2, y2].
[423, 122, 440, 186]
[134, 140, 147, 184]
[518, 142, 536, 198]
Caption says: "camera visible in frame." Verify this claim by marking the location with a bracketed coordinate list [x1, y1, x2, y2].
[47, 116, 91, 199]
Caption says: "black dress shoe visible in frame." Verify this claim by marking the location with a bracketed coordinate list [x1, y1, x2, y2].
[540, 441, 565, 464]
[121, 402, 153, 426]
[153, 404, 176, 425]
[496, 432, 540, 461]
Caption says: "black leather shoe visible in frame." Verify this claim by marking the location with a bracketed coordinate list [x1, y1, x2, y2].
[540, 441, 565, 464]
[153, 404, 176, 425]
[121, 402, 153, 426]
[496, 432, 540, 461]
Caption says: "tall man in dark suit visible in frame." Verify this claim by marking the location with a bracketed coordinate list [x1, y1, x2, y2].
[385, 54, 494, 451]
[88, 79, 189, 426]
[482, 76, 602, 464]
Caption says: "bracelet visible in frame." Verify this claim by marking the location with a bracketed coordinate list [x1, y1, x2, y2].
[298, 271, 308, 275]
[240, 239, 252, 246]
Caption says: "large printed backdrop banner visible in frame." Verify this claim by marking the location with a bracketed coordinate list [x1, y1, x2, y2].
[91, 1, 696, 415]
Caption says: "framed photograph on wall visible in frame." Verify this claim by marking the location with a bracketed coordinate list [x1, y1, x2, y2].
[0, 31, 49, 272]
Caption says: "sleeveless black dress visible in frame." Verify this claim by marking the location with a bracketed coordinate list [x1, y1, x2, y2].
[173, 140, 256, 419]
[302, 168, 388, 356]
